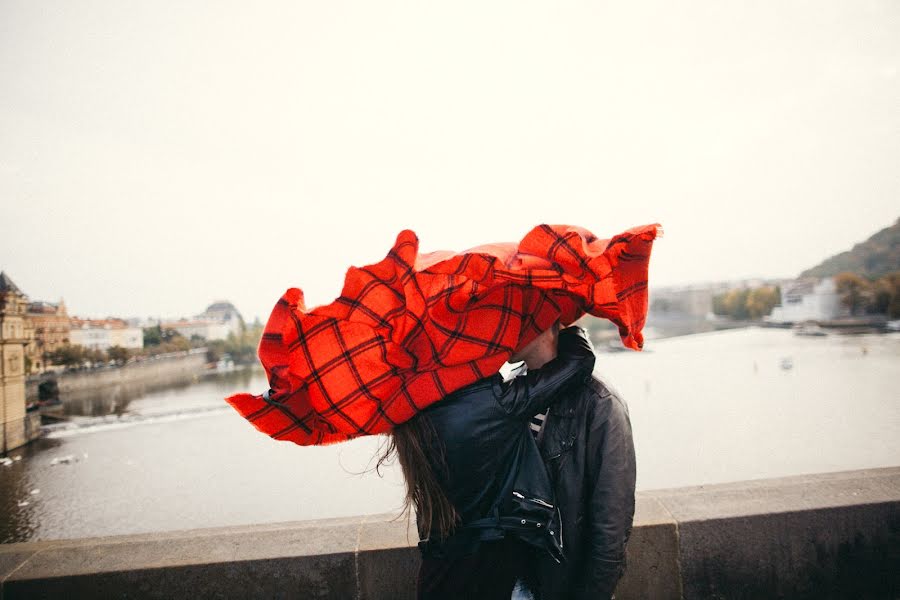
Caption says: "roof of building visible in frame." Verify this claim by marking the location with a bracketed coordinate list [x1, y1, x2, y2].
[200, 301, 243, 322]
[70, 317, 131, 330]
[0, 272, 24, 295]
[162, 319, 229, 329]
[782, 278, 818, 298]
[205, 301, 238, 312]
[28, 301, 63, 314]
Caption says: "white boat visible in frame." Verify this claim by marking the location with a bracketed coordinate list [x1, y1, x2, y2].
[793, 322, 827, 337]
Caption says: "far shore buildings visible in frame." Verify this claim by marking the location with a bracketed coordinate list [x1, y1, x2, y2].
[649, 279, 771, 320]
[26, 300, 71, 372]
[69, 318, 144, 351]
[650, 277, 845, 326]
[0, 270, 149, 377]
[768, 277, 844, 324]
[163, 301, 243, 342]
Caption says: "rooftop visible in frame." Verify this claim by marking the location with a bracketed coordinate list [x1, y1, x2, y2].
[28, 300, 66, 315]
[0, 271, 24, 296]
[70, 317, 131, 330]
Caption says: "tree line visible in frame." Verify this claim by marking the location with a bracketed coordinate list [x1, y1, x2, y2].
[712, 286, 780, 320]
[142, 319, 264, 365]
[45, 344, 131, 369]
[40, 319, 265, 371]
[711, 271, 900, 321]
[834, 271, 900, 317]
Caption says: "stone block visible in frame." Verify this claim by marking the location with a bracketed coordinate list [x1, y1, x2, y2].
[0, 547, 36, 600]
[3, 517, 366, 599]
[652, 467, 900, 600]
[2, 418, 27, 452]
[653, 467, 900, 521]
[23, 412, 40, 443]
[4, 554, 357, 600]
[356, 513, 419, 600]
[358, 547, 419, 600]
[615, 497, 682, 600]
[675, 503, 900, 600]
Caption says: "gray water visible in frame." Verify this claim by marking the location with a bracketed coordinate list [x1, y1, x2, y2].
[604, 328, 900, 490]
[1, 328, 898, 543]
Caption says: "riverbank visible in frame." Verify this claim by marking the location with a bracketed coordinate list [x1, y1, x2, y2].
[26, 350, 210, 410]
[1, 327, 897, 544]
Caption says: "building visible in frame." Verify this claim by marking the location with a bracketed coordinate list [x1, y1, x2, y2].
[26, 299, 71, 373]
[196, 300, 244, 339]
[69, 318, 144, 351]
[0, 272, 40, 453]
[768, 277, 844, 323]
[163, 319, 235, 342]
[199, 301, 244, 331]
[163, 301, 244, 342]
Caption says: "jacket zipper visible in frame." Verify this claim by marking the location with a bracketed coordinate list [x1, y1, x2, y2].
[512, 490, 554, 509]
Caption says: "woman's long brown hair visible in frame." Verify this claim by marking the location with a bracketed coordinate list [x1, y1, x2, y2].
[378, 414, 459, 540]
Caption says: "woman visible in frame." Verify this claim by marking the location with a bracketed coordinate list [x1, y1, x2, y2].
[381, 324, 596, 599]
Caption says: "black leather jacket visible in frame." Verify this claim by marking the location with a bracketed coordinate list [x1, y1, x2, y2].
[531, 376, 636, 600]
[417, 327, 596, 560]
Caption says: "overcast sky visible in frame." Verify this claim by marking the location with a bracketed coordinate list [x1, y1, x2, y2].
[1, 1, 897, 322]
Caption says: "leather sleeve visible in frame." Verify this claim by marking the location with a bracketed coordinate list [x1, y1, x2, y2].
[577, 389, 636, 600]
[493, 326, 596, 419]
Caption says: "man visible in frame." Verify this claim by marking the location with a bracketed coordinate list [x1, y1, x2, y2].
[409, 323, 596, 599]
[509, 323, 636, 600]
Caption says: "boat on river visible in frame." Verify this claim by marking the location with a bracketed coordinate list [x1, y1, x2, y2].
[793, 322, 827, 337]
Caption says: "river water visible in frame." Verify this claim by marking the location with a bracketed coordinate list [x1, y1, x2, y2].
[1, 328, 898, 543]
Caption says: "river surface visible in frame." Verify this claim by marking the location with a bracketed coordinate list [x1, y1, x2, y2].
[1, 328, 898, 543]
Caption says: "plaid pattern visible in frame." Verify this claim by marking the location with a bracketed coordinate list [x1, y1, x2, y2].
[226, 223, 660, 446]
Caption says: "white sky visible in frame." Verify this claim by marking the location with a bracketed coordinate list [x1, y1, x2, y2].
[1, 1, 898, 322]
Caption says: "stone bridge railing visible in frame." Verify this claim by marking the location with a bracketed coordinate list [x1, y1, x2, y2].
[1, 467, 898, 599]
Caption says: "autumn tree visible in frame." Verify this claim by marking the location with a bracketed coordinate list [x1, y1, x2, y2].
[47, 345, 86, 368]
[713, 288, 749, 319]
[713, 286, 780, 320]
[834, 272, 872, 315]
[745, 286, 780, 319]
[84, 347, 107, 366]
[872, 272, 900, 318]
[107, 345, 130, 365]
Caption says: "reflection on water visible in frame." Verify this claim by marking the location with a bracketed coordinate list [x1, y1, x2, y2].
[56, 368, 261, 418]
[2, 330, 899, 544]
[59, 381, 186, 417]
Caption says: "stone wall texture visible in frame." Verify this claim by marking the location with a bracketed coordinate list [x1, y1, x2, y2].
[26, 351, 208, 403]
[1, 467, 898, 600]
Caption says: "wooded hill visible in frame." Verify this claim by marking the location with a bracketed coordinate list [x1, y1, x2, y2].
[800, 218, 900, 280]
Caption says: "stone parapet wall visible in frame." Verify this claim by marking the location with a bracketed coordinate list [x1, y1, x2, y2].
[1, 467, 898, 599]
[25, 351, 208, 402]
[0, 418, 24, 454]
[0, 412, 39, 454]
[22, 412, 40, 446]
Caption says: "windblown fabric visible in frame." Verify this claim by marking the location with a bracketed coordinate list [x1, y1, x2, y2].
[226, 223, 660, 446]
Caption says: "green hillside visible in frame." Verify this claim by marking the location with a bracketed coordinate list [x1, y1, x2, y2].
[800, 218, 900, 280]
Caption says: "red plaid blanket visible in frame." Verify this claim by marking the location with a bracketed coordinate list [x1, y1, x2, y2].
[226, 223, 660, 445]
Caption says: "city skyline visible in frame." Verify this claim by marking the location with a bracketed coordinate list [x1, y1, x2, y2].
[2, 218, 892, 324]
[2, 1, 898, 322]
